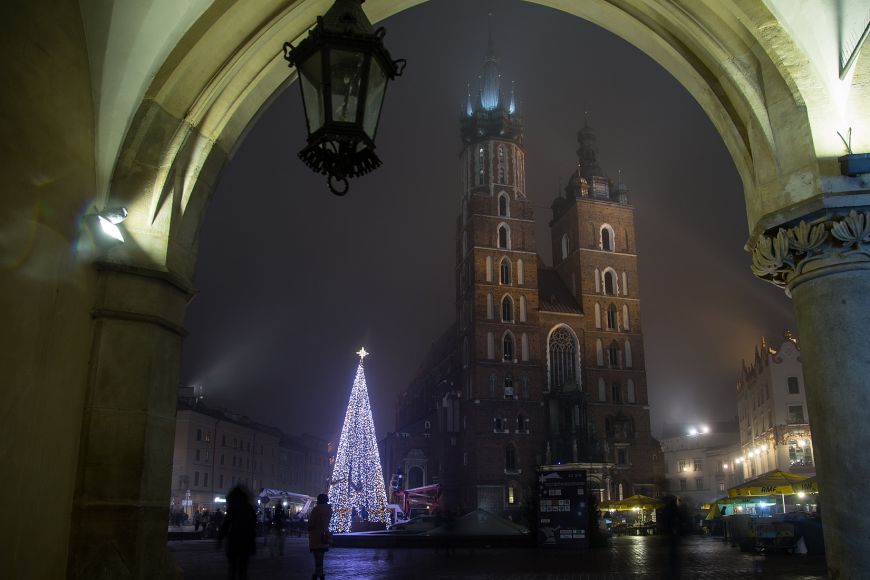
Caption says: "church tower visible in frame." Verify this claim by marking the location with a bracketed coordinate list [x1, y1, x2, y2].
[454, 33, 546, 514]
[549, 120, 660, 497]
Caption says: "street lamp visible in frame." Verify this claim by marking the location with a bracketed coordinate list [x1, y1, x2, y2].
[283, 0, 406, 195]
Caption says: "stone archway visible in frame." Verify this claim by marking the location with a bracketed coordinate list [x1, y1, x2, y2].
[4, 1, 870, 578]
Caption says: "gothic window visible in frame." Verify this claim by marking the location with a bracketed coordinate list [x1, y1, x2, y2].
[612, 382, 622, 404]
[601, 224, 615, 251]
[505, 443, 517, 471]
[623, 305, 630, 331]
[519, 296, 527, 322]
[487, 332, 495, 359]
[500, 258, 511, 284]
[498, 224, 510, 249]
[497, 145, 506, 183]
[607, 304, 618, 330]
[485, 256, 493, 282]
[598, 378, 606, 402]
[486, 293, 494, 319]
[521, 333, 529, 361]
[548, 327, 577, 389]
[498, 191, 509, 216]
[503, 332, 515, 362]
[594, 303, 601, 329]
[501, 295, 514, 322]
[608, 342, 620, 368]
[627, 379, 636, 403]
[625, 340, 633, 368]
[604, 269, 618, 295]
[561, 233, 570, 260]
[477, 146, 485, 185]
[516, 259, 524, 284]
[595, 339, 604, 366]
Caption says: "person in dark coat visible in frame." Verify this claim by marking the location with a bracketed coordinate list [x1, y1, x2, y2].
[218, 486, 257, 580]
[307, 494, 333, 580]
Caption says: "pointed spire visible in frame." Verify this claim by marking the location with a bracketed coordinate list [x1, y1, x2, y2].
[466, 83, 473, 117]
[486, 12, 494, 60]
[508, 80, 516, 115]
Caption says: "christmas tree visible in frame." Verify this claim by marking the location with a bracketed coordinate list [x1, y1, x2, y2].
[328, 348, 390, 532]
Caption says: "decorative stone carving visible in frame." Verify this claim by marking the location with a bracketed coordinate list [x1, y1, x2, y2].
[751, 210, 870, 295]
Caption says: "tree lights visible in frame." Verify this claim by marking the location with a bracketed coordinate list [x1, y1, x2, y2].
[327, 348, 390, 532]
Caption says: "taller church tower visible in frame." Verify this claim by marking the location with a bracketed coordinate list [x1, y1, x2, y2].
[454, 35, 547, 514]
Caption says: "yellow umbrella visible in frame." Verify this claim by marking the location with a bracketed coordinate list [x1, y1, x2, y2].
[597, 499, 620, 511]
[795, 475, 819, 494]
[705, 503, 722, 520]
[727, 470, 809, 498]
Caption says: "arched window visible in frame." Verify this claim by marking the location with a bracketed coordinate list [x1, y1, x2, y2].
[623, 305, 630, 331]
[498, 224, 510, 249]
[500, 258, 511, 284]
[594, 303, 601, 329]
[604, 269, 618, 295]
[594, 268, 601, 293]
[477, 146, 485, 185]
[505, 443, 517, 471]
[519, 296, 527, 322]
[601, 224, 615, 251]
[598, 378, 606, 402]
[497, 145, 506, 183]
[548, 327, 577, 389]
[485, 256, 493, 282]
[498, 191, 509, 216]
[625, 340, 633, 368]
[486, 293, 494, 319]
[407, 465, 424, 489]
[608, 342, 620, 368]
[607, 304, 618, 330]
[521, 333, 529, 361]
[612, 382, 622, 403]
[487, 332, 495, 359]
[516, 259, 524, 284]
[503, 332, 515, 361]
[595, 339, 604, 366]
[627, 379, 636, 403]
[561, 233, 570, 260]
[501, 296, 514, 322]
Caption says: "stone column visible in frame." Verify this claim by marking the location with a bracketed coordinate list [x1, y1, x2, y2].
[751, 208, 870, 579]
[67, 262, 193, 579]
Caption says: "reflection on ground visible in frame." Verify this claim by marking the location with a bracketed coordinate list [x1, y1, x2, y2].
[170, 535, 826, 579]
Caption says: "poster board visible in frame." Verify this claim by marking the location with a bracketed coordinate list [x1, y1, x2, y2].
[537, 469, 589, 548]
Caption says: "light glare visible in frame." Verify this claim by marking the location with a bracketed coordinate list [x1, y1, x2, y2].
[98, 215, 124, 242]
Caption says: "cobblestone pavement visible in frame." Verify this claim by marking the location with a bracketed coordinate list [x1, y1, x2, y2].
[169, 535, 827, 580]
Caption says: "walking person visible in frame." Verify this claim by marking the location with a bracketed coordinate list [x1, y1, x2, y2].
[217, 486, 256, 580]
[307, 494, 332, 580]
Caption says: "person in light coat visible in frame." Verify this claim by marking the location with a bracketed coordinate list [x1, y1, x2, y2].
[307, 494, 332, 580]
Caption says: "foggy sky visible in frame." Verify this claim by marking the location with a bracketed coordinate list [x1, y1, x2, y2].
[179, 0, 795, 443]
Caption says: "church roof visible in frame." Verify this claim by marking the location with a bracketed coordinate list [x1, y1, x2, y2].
[537, 269, 582, 314]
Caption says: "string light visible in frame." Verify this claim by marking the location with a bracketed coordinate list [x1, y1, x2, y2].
[327, 348, 390, 532]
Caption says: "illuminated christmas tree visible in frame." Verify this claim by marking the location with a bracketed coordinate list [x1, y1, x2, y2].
[328, 348, 390, 532]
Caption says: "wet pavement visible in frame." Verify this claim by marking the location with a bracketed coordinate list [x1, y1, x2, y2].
[170, 535, 827, 579]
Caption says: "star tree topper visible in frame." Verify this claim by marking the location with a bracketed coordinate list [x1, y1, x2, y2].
[357, 347, 369, 360]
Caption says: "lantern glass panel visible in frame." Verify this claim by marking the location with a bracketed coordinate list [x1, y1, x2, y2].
[299, 51, 325, 133]
[330, 49, 366, 123]
[363, 58, 387, 139]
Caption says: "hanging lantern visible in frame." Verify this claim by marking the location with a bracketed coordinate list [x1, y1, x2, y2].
[283, 0, 406, 195]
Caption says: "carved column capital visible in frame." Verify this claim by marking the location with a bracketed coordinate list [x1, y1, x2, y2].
[751, 209, 870, 296]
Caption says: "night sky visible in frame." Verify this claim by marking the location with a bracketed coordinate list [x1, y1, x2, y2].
[179, 0, 795, 443]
